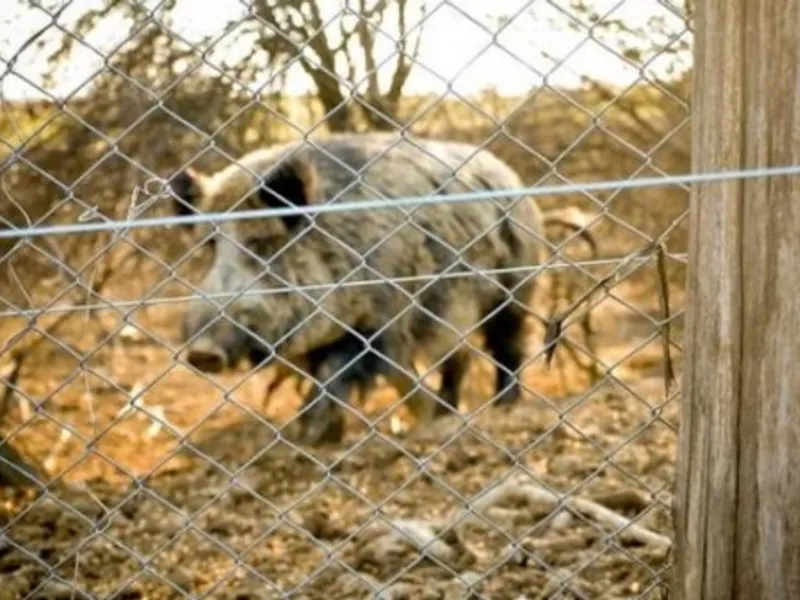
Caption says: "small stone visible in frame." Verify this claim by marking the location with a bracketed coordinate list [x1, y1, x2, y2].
[548, 455, 581, 476]
[500, 544, 528, 566]
[459, 571, 483, 587]
[32, 581, 79, 600]
[456, 571, 484, 599]
[549, 510, 573, 531]
[119, 325, 143, 342]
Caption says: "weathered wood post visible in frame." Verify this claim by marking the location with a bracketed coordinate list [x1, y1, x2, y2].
[674, 0, 800, 598]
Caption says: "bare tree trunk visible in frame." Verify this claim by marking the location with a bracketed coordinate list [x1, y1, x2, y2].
[360, 99, 401, 131]
[313, 83, 354, 132]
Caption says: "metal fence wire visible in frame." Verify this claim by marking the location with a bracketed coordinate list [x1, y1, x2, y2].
[0, 1, 690, 598]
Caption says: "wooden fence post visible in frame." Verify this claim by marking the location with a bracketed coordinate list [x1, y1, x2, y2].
[674, 0, 800, 598]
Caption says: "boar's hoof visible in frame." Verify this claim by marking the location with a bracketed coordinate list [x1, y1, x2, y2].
[493, 384, 520, 407]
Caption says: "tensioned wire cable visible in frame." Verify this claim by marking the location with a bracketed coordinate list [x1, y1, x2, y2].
[0, 164, 796, 240]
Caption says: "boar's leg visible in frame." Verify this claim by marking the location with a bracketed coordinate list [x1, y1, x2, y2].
[297, 332, 388, 445]
[264, 356, 311, 404]
[432, 350, 471, 418]
[481, 298, 529, 406]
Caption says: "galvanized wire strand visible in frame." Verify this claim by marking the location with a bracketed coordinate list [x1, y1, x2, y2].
[0, 252, 688, 320]
[0, 163, 794, 240]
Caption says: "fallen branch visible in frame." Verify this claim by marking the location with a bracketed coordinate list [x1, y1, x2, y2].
[444, 479, 671, 553]
[654, 242, 676, 395]
[542, 207, 603, 386]
[544, 240, 676, 397]
[351, 517, 469, 570]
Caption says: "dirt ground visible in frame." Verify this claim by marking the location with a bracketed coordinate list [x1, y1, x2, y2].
[0, 262, 683, 599]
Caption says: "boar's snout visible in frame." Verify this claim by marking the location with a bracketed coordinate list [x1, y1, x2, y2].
[184, 336, 229, 373]
[180, 303, 271, 373]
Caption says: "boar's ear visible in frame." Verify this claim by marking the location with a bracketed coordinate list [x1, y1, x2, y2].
[257, 154, 321, 230]
[169, 167, 208, 229]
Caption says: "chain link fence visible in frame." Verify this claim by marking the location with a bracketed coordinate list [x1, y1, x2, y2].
[0, 1, 689, 598]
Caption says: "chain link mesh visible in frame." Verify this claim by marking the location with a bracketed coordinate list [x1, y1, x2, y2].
[1, 1, 689, 598]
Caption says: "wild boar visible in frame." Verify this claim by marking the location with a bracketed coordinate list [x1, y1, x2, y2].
[169, 132, 549, 443]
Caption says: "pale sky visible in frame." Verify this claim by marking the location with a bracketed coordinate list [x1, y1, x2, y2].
[0, 0, 691, 101]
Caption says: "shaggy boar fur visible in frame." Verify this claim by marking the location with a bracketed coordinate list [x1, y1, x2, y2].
[264, 211, 597, 444]
[170, 132, 548, 443]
